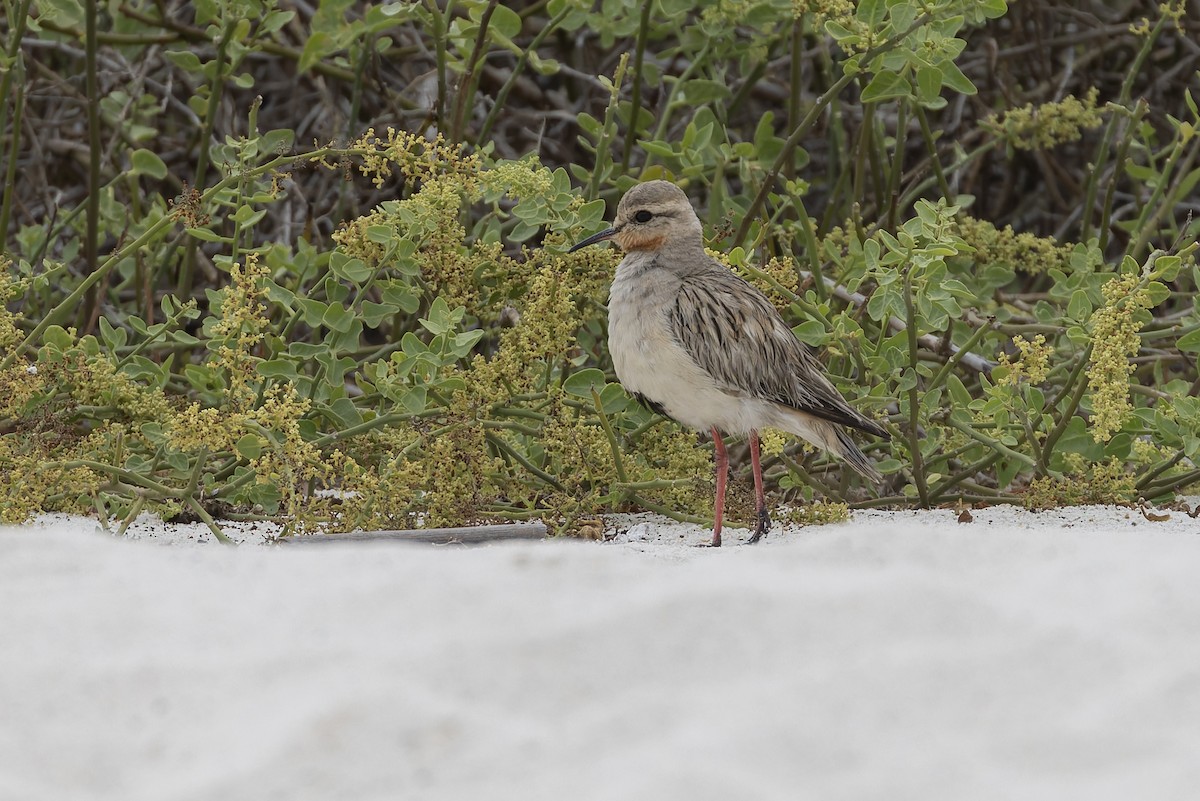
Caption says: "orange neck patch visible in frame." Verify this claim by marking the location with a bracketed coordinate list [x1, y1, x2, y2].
[615, 231, 667, 252]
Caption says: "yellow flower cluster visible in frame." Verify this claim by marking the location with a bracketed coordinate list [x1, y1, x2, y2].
[210, 252, 270, 404]
[471, 255, 583, 398]
[0, 260, 19, 352]
[956, 215, 1076, 275]
[479, 155, 555, 199]
[68, 350, 171, 421]
[783, 501, 850, 526]
[0, 434, 100, 523]
[759, 428, 789, 456]
[332, 127, 483, 189]
[729, 254, 800, 309]
[1131, 0, 1185, 35]
[1024, 454, 1135, 509]
[982, 88, 1103, 151]
[1086, 271, 1153, 442]
[996, 334, 1051, 386]
[792, 0, 856, 29]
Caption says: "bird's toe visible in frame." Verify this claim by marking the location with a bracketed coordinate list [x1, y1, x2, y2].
[747, 507, 771, 544]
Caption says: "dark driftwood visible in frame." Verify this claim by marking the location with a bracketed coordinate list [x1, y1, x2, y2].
[277, 522, 548, 546]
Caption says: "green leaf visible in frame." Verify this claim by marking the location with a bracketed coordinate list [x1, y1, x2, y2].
[915, 67, 942, 103]
[489, 4, 522, 39]
[322, 303, 354, 333]
[186, 227, 230, 243]
[401, 385, 428, 414]
[232, 204, 266, 226]
[361, 301, 399, 328]
[946, 374, 972, 408]
[638, 139, 677, 158]
[42, 325, 74, 350]
[130, 149, 167, 179]
[1067, 289, 1092, 321]
[451, 330, 484, 356]
[328, 397, 364, 428]
[792, 320, 827, 346]
[939, 61, 977, 95]
[162, 49, 202, 72]
[599, 383, 629, 413]
[680, 79, 731, 104]
[855, 0, 886, 26]
[298, 31, 333, 73]
[366, 225, 394, 244]
[259, 128, 295, 155]
[1177, 328, 1200, 353]
[330, 253, 373, 283]
[563, 368, 607, 398]
[861, 71, 911, 103]
[420, 298, 462, 336]
[258, 359, 298, 379]
[381, 284, 420, 314]
[98, 317, 126, 349]
[1144, 281, 1170, 307]
[236, 434, 263, 460]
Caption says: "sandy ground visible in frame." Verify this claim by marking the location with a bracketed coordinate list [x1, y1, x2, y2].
[3, 505, 1199, 800]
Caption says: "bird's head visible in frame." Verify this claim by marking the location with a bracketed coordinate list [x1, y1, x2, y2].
[568, 180, 703, 254]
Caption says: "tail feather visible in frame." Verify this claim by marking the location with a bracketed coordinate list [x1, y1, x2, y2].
[777, 407, 884, 484]
[834, 428, 882, 483]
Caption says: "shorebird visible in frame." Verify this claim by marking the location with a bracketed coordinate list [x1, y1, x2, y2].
[569, 180, 888, 547]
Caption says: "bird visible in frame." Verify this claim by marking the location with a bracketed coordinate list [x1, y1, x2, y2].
[569, 180, 888, 547]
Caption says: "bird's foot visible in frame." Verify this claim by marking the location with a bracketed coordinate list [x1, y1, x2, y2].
[747, 507, 771, 545]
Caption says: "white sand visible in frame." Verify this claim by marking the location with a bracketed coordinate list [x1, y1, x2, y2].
[3, 505, 1199, 800]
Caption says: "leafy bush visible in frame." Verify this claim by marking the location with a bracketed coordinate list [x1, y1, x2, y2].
[1, 0, 1198, 533]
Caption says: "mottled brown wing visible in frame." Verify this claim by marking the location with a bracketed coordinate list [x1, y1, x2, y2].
[669, 269, 887, 437]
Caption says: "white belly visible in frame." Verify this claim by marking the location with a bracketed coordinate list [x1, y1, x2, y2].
[608, 261, 773, 435]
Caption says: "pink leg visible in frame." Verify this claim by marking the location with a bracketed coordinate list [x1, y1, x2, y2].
[748, 429, 770, 544]
[711, 427, 728, 547]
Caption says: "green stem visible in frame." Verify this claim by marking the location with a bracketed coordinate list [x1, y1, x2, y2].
[185, 495, 235, 544]
[592, 387, 629, 485]
[1127, 135, 1200, 260]
[620, 0, 654, 172]
[629, 493, 711, 526]
[0, 61, 24, 253]
[478, 6, 569, 143]
[178, 20, 236, 301]
[1081, 15, 1166, 242]
[649, 43, 710, 144]
[914, 104, 952, 200]
[1143, 468, 1200, 497]
[3, 149, 338, 368]
[56, 459, 181, 497]
[1097, 100, 1147, 252]
[927, 452, 1002, 503]
[0, 0, 32, 253]
[944, 418, 1037, 468]
[1135, 449, 1186, 491]
[485, 433, 565, 491]
[884, 102, 909, 231]
[733, 14, 928, 246]
[928, 317, 994, 390]
[790, 195, 827, 301]
[450, 0, 499, 142]
[426, 0, 451, 132]
[82, 0, 102, 329]
[902, 269, 929, 506]
[586, 52, 629, 201]
[1041, 342, 1094, 458]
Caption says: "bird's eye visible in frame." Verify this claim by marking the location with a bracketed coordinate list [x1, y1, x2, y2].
[634, 210, 653, 223]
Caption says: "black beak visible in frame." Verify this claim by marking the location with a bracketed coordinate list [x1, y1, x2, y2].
[567, 227, 617, 253]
